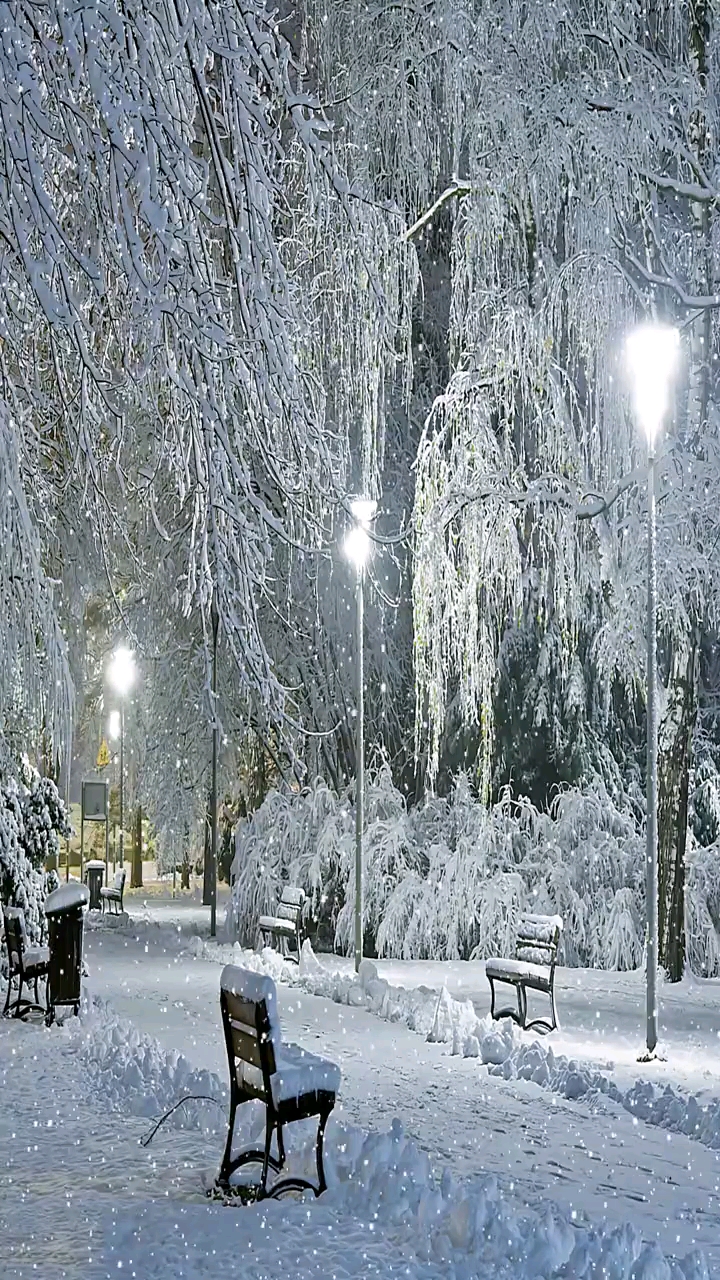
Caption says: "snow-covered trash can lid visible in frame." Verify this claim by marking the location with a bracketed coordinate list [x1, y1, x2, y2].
[84, 860, 106, 869]
[45, 883, 89, 915]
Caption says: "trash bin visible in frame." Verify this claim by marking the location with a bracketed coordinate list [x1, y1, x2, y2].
[84, 860, 106, 911]
[44, 882, 89, 1026]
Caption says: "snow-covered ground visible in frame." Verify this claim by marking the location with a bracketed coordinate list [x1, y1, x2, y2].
[3, 890, 720, 1279]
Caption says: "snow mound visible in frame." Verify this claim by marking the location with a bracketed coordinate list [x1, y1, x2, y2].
[58, 996, 228, 1133]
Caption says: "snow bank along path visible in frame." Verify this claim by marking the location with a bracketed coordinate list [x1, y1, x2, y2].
[188, 933, 720, 1161]
[15, 993, 710, 1280]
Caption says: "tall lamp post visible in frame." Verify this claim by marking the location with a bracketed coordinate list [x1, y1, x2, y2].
[108, 646, 136, 870]
[625, 323, 680, 1059]
[344, 497, 377, 973]
[108, 709, 121, 871]
[209, 599, 219, 939]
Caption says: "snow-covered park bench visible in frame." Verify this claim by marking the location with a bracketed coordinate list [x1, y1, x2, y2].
[485, 913, 563, 1033]
[218, 964, 339, 1199]
[100, 867, 126, 915]
[2, 907, 49, 1018]
[257, 886, 305, 959]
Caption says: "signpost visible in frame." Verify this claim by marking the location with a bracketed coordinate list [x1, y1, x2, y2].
[80, 779, 110, 885]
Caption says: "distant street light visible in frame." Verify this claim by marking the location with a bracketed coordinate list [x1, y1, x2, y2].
[344, 496, 377, 973]
[625, 323, 680, 1060]
[107, 646, 136, 869]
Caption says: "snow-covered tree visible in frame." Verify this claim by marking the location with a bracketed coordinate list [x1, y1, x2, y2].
[394, 0, 720, 978]
[0, 0, 418, 857]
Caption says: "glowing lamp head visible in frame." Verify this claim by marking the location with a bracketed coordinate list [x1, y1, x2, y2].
[625, 324, 680, 444]
[108, 646, 136, 697]
[349, 497, 377, 527]
[108, 709, 121, 739]
[344, 525, 371, 568]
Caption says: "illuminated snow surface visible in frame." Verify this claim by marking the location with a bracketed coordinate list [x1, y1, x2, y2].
[3, 891, 720, 1278]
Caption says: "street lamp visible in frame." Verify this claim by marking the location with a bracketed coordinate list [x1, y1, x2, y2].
[625, 323, 680, 1059]
[107, 646, 136, 869]
[344, 497, 377, 972]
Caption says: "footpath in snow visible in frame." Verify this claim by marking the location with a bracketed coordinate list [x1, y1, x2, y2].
[73, 896, 720, 1273]
[0, 965, 713, 1280]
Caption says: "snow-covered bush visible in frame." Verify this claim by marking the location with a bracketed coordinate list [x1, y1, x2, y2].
[0, 768, 71, 946]
[228, 767, 650, 968]
[227, 763, 720, 974]
[685, 842, 720, 977]
[690, 757, 720, 847]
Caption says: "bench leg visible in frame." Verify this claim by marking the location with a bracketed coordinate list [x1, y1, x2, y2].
[14, 974, 24, 1018]
[260, 1111, 275, 1195]
[489, 976, 525, 1027]
[218, 1093, 238, 1186]
[315, 1107, 331, 1194]
[2, 974, 13, 1017]
[522, 986, 558, 1034]
[520, 983, 529, 1029]
[218, 1097, 283, 1191]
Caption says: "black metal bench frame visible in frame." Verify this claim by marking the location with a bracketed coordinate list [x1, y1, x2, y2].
[218, 981, 335, 1199]
[100, 867, 126, 915]
[257, 886, 305, 960]
[486, 913, 562, 1034]
[2, 908, 49, 1019]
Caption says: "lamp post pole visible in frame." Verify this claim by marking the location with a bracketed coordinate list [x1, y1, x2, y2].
[354, 557, 365, 973]
[210, 600, 219, 939]
[108, 648, 136, 875]
[625, 323, 679, 1060]
[343, 496, 376, 974]
[646, 444, 659, 1056]
[119, 703, 125, 868]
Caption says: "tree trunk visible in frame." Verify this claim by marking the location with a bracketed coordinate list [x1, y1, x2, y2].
[657, 635, 699, 982]
[131, 805, 143, 888]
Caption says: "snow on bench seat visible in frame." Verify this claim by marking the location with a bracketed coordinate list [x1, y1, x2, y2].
[257, 915, 296, 936]
[485, 957, 553, 992]
[237, 1041, 341, 1105]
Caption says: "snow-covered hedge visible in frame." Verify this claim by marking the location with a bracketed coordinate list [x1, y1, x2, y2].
[0, 767, 71, 945]
[226, 765, 720, 974]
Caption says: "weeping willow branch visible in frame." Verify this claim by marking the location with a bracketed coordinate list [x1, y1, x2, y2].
[403, 178, 472, 241]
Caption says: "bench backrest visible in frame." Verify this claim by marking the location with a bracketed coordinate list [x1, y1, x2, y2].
[2, 908, 27, 973]
[275, 886, 305, 925]
[515, 913, 562, 969]
[220, 965, 281, 1101]
[114, 869, 126, 892]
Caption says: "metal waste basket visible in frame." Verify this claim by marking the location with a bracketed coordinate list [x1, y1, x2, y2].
[84, 860, 106, 911]
[44, 882, 89, 1026]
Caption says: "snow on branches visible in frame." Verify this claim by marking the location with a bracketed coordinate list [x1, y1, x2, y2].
[0, 1, 414, 788]
[406, 1, 720, 781]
